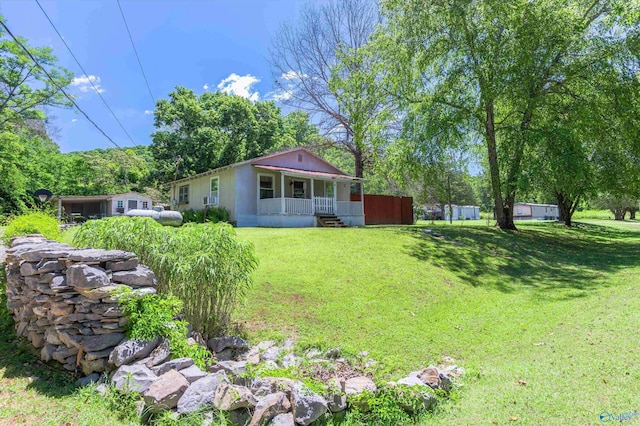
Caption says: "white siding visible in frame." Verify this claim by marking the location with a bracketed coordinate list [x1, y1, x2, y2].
[109, 193, 153, 216]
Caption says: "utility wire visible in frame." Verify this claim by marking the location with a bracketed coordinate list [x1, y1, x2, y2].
[34, 0, 138, 146]
[0, 18, 124, 150]
[116, 0, 156, 107]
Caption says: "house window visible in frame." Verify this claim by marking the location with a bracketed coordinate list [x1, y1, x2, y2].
[293, 180, 306, 198]
[116, 200, 124, 209]
[179, 185, 189, 204]
[142, 201, 149, 210]
[259, 175, 274, 199]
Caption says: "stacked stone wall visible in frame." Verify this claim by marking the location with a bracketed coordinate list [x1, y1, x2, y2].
[4, 235, 156, 375]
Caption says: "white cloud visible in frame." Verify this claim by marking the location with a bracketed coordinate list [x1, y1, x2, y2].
[71, 75, 105, 94]
[217, 73, 260, 102]
[203, 83, 209, 90]
[270, 90, 293, 101]
[281, 70, 307, 80]
[71, 118, 78, 123]
[144, 110, 154, 115]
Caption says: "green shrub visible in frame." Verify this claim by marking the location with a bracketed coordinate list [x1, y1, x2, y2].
[182, 207, 230, 224]
[74, 217, 257, 337]
[115, 289, 212, 369]
[2, 211, 59, 245]
[347, 385, 433, 425]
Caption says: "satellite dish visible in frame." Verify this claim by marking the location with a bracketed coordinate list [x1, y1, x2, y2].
[34, 188, 53, 202]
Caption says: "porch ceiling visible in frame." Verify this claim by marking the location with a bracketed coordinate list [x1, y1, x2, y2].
[254, 165, 365, 181]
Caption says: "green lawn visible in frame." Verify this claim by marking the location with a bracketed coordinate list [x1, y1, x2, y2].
[2, 219, 640, 424]
[236, 221, 640, 424]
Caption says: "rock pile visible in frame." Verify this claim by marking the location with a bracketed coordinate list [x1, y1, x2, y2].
[103, 336, 456, 425]
[4, 235, 157, 375]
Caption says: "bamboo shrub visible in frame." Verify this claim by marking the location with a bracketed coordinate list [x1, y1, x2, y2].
[74, 217, 258, 337]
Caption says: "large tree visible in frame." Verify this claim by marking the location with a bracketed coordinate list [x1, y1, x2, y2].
[270, 0, 391, 178]
[150, 88, 318, 181]
[0, 17, 72, 127]
[380, 0, 639, 229]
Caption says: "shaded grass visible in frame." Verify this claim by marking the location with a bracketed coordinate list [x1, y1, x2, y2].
[236, 222, 640, 424]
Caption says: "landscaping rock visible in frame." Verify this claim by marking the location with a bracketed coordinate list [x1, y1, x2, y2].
[326, 378, 347, 413]
[152, 357, 194, 375]
[143, 369, 190, 412]
[67, 248, 135, 263]
[105, 258, 139, 272]
[111, 265, 156, 287]
[260, 347, 282, 363]
[397, 376, 426, 387]
[176, 372, 229, 414]
[292, 381, 328, 425]
[179, 364, 208, 384]
[208, 360, 247, 377]
[109, 338, 159, 367]
[66, 265, 111, 289]
[345, 376, 377, 396]
[144, 340, 171, 367]
[112, 364, 158, 393]
[83, 332, 125, 352]
[76, 373, 101, 387]
[208, 336, 249, 353]
[249, 392, 291, 426]
[281, 353, 301, 368]
[412, 366, 452, 391]
[262, 377, 296, 399]
[213, 382, 257, 411]
[270, 412, 295, 426]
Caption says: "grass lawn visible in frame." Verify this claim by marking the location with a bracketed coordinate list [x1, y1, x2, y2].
[2, 218, 640, 424]
[236, 220, 640, 424]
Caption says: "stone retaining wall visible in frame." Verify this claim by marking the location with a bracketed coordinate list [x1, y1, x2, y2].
[4, 235, 156, 375]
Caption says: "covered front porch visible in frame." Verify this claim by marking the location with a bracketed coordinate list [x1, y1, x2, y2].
[254, 165, 364, 226]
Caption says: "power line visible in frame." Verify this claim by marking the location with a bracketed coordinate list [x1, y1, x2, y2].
[34, 0, 138, 147]
[116, 0, 156, 107]
[0, 18, 125, 150]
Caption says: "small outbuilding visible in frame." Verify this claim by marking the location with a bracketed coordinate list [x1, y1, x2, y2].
[54, 192, 154, 222]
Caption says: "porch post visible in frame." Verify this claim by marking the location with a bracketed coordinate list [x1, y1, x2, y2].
[360, 181, 364, 215]
[280, 173, 285, 214]
[311, 178, 315, 215]
[57, 198, 62, 221]
[333, 181, 337, 214]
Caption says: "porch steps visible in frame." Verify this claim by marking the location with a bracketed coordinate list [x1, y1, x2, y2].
[316, 214, 348, 228]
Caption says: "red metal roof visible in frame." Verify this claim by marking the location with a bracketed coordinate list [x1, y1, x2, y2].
[253, 165, 364, 181]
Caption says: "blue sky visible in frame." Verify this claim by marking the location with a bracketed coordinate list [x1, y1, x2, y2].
[1, 0, 317, 152]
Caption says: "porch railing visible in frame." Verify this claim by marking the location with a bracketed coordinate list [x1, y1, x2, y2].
[258, 198, 362, 216]
[285, 198, 313, 215]
[314, 197, 335, 214]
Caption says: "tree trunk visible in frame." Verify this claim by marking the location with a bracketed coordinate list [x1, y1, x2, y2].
[484, 101, 515, 230]
[630, 208, 637, 220]
[612, 208, 625, 220]
[354, 149, 364, 179]
[556, 192, 577, 227]
[502, 194, 517, 230]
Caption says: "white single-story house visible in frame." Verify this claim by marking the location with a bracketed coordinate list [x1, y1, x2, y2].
[513, 203, 559, 220]
[444, 205, 481, 221]
[168, 147, 365, 227]
[55, 192, 153, 222]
